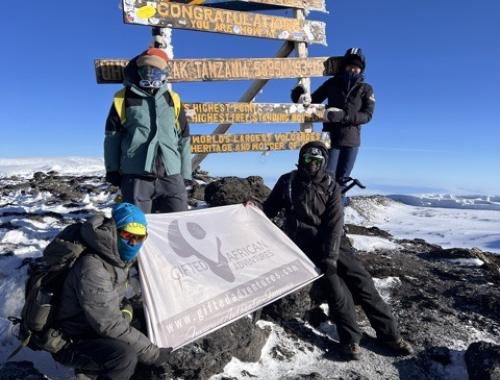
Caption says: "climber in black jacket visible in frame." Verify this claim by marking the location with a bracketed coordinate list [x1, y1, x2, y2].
[291, 48, 375, 186]
[263, 141, 413, 360]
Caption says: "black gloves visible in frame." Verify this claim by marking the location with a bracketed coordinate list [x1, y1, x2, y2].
[105, 171, 121, 187]
[156, 347, 173, 365]
[291, 85, 306, 103]
[324, 107, 346, 123]
[184, 178, 195, 189]
[322, 258, 338, 276]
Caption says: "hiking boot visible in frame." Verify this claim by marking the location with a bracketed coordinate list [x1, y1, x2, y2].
[383, 338, 414, 356]
[340, 343, 362, 360]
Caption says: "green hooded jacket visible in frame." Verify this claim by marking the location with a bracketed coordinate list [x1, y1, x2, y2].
[104, 61, 192, 180]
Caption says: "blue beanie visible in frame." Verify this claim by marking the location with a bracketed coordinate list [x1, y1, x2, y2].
[112, 203, 148, 235]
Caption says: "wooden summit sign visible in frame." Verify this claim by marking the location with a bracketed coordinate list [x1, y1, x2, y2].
[172, 0, 326, 12]
[184, 103, 325, 124]
[95, 57, 341, 83]
[190, 131, 326, 153]
[123, 1, 326, 45]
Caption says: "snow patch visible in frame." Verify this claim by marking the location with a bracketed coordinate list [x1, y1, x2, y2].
[348, 234, 399, 252]
[373, 277, 401, 303]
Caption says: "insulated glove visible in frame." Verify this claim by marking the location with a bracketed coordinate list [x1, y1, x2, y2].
[324, 107, 346, 123]
[291, 85, 306, 103]
[322, 258, 338, 276]
[155, 347, 173, 366]
[105, 171, 121, 187]
[184, 178, 195, 189]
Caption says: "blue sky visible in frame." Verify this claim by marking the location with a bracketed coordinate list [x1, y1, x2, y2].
[1, 0, 499, 194]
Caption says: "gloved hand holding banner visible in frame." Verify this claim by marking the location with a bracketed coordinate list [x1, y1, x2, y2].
[139, 204, 322, 349]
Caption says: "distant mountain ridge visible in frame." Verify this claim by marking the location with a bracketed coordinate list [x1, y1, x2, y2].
[388, 194, 500, 211]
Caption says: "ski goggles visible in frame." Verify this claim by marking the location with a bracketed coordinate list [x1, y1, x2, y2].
[138, 66, 168, 89]
[303, 154, 324, 165]
[119, 229, 148, 244]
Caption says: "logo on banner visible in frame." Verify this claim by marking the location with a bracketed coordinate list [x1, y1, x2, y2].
[168, 219, 236, 283]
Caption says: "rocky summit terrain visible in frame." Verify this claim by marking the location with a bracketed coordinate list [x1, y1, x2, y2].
[0, 172, 499, 380]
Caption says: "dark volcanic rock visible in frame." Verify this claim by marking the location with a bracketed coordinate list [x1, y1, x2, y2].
[133, 317, 270, 380]
[0, 361, 48, 379]
[345, 224, 392, 239]
[204, 176, 270, 206]
[465, 341, 500, 380]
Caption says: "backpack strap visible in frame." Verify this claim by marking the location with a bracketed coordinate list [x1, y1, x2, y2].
[286, 170, 297, 212]
[113, 88, 127, 125]
[165, 89, 182, 133]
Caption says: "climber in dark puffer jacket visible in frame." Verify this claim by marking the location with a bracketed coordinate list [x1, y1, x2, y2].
[291, 48, 375, 187]
[263, 141, 413, 360]
[52, 203, 171, 379]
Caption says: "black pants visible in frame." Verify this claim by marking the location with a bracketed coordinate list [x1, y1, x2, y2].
[121, 174, 188, 214]
[52, 338, 138, 380]
[326, 146, 359, 184]
[321, 250, 400, 345]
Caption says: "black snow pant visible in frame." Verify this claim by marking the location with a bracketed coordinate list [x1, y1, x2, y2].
[321, 250, 400, 345]
[52, 338, 138, 380]
[121, 174, 188, 214]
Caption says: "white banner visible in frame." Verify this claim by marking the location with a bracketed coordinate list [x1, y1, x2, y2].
[139, 204, 321, 349]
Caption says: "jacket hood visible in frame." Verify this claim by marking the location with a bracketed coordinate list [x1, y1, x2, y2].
[298, 141, 329, 164]
[297, 141, 329, 181]
[123, 55, 141, 87]
[342, 47, 366, 73]
[80, 214, 126, 268]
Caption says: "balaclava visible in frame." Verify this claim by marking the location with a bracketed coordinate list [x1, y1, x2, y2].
[340, 47, 366, 91]
[112, 203, 148, 262]
[297, 141, 329, 180]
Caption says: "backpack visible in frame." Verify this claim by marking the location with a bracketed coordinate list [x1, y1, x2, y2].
[8, 223, 87, 359]
[113, 87, 182, 132]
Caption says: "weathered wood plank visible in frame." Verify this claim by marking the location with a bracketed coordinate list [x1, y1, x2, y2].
[190, 131, 328, 153]
[122, 1, 326, 45]
[192, 41, 295, 168]
[172, 0, 326, 12]
[94, 57, 341, 83]
[184, 103, 325, 124]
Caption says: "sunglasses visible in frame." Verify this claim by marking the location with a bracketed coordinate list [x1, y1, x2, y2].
[303, 155, 324, 165]
[119, 230, 148, 244]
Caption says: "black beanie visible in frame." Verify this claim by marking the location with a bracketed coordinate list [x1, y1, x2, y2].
[343, 48, 366, 71]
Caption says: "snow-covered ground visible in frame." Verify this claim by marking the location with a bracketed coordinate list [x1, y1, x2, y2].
[346, 196, 500, 254]
[0, 157, 104, 178]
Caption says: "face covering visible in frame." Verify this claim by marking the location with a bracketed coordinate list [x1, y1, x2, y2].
[117, 238, 143, 262]
[340, 70, 362, 91]
[138, 65, 167, 89]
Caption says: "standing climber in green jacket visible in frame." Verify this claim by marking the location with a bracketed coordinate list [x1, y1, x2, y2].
[104, 48, 192, 213]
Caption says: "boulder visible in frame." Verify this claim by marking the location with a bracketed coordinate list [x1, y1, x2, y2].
[204, 176, 270, 207]
[465, 341, 500, 380]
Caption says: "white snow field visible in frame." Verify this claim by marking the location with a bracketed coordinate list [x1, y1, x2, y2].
[0, 157, 104, 178]
[346, 196, 500, 254]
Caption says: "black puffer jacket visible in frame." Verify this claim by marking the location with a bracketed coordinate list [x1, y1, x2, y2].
[55, 215, 160, 365]
[263, 141, 344, 266]
[311, 75, 375, 148]
[292, 50, 375, 148]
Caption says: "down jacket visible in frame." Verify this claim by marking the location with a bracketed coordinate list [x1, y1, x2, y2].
[55, 215, 159, 365]
[263, 141, 344, 266]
